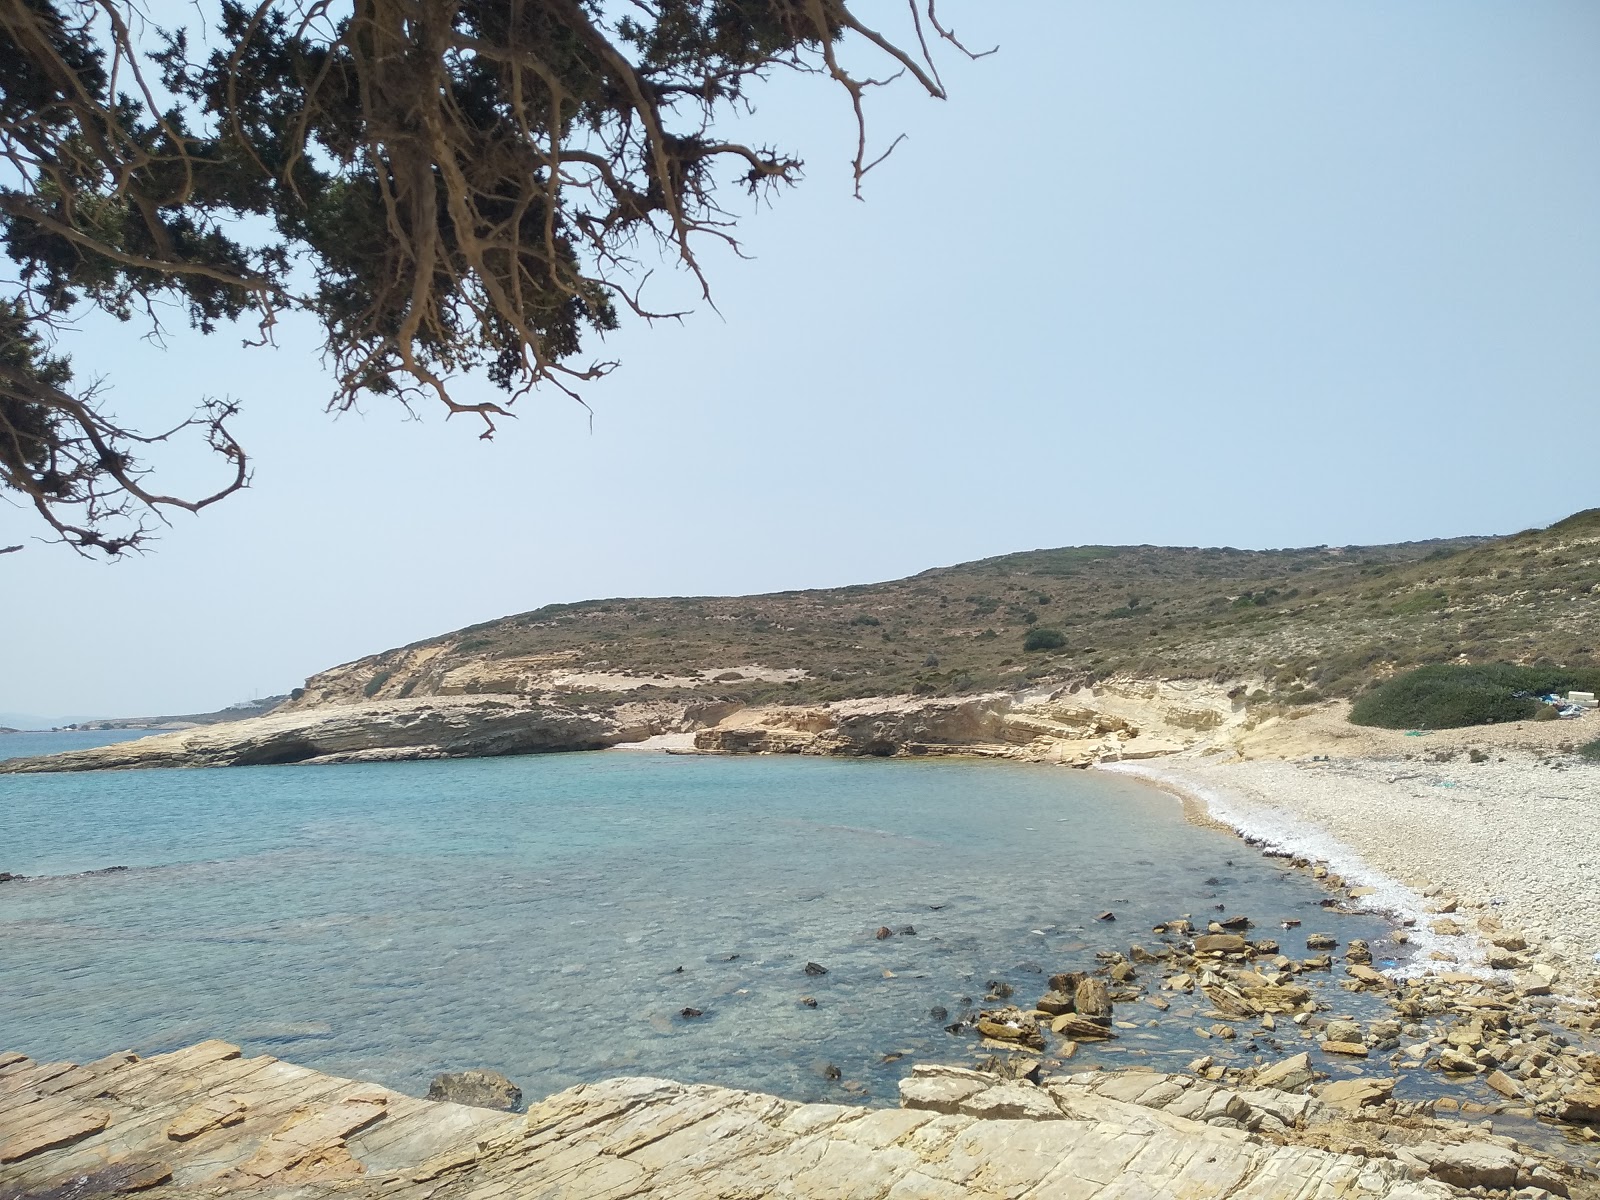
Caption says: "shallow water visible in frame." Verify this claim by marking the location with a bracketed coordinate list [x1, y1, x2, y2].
[1, 748, 1411, 1105]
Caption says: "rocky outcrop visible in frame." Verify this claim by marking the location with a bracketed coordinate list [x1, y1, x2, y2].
[693, 693, 1015, 757]
[0, 697, 626, 773]
[425, 1069, 522, 1111]
[6, 1042, 1587, 1199]
[689, 678, 1255, 764]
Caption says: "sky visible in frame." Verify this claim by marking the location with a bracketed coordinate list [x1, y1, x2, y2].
[4, 0, 1599, 723]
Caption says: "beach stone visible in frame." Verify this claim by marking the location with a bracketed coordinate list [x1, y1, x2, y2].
[803, 961, 828, 976]
[1193, 933, 1247, 955]
[1437, 1048, 1482, 1074]
[1319, 1077, 1394, 1112]
[426, 1069, 522, 1111]
[1035, 990, 1074, 1016]
[1047, 971, 1084, 994]
[1050, 1013, 1117, 1041]
[1344, 939, 1372, 964]
[1558, 1084, 1600, 1123]
[1072, 977, 1112, 1021]
[974, 1007, 1045, 1048]
[1485, 1069, 1523, 1099]
[1254, 1053, 1318, 1093]
[1348, 964, 1388, 988]
[874, 926, 892, 940]
[1320, 1041, 1368, 1058]
[1323, 1019, 1362, 1044]
[1305, 933, 1337, 950]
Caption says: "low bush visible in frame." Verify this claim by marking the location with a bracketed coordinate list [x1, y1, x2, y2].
[1023, 627, 1066, 652]
[1349, 663, 1600, 730]
[1580, 739, 1600, 762]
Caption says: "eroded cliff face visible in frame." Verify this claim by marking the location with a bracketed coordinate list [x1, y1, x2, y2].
[0, 697, 626, 772]
[692, 678, 1254, 766]
[284, 645, 808, 710]
[1, 678, 1282, 773]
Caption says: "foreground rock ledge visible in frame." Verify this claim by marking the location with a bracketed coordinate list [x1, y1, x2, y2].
[1, 1042, 1591, 1199]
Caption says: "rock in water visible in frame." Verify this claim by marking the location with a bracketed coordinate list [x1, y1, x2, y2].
[1253, 1052, 1318, 1093]
[1073, 977, 1112, 1022]
[427, 1069, 522, 1111]
[804, 962, 828, 976]
[1035, 990, 1075, 1016]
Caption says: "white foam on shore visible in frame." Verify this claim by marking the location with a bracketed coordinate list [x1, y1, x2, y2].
[1098, 760, 1491, 980]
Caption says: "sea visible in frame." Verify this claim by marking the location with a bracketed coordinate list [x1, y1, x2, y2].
[1, 733, 1419, 1106]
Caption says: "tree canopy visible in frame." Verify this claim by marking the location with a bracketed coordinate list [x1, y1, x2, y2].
[0, 0, 978, 555]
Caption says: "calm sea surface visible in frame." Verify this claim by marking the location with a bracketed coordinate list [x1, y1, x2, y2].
[0, 738, 1408, 1105]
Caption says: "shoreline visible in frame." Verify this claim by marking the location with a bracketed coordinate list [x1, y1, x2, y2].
[1102, 756, 1600, 994]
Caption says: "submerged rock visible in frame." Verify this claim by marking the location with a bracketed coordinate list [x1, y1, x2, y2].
[427, 1069, 522, 1112]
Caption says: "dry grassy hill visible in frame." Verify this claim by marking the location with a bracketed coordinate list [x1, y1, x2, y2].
[288, 510, 1600, 715]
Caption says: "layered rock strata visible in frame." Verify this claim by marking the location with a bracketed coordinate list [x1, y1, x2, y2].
[4, 1041, 1590, 1199]
[0, 697, 624, 773]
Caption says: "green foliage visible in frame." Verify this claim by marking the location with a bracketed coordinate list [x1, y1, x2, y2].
[318, 511, 1600, 711]
[849, 614, 880, 626]
[363, 669, 394, 698]
[1350, 664, 1600, 730]
[1023, 627, 1066, 652]
[0, 0, 955, 552]
[1579, 738, 1600, 762]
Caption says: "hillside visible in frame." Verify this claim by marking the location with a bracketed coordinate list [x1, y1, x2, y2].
[288, 510, 1600, 714]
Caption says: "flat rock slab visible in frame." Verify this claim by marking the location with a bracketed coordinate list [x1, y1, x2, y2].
[0, 1043, 1576, 1199]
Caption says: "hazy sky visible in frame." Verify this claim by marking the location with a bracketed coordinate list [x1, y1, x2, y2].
[4, 0, 1598, 722]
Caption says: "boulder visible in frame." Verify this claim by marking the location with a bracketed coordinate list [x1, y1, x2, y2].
[1558, 1084, 1600, 1123]
[1304, 933, 1337, 950]
[1318, 1077, 1394, 1112]
[427, 1069, 522, 1112]
[975, 1008, 1046, 1049]
[1408, 1141, 1522, 1192]
[1193, 934, 1247, 955]
[1323, 1019, 1361, 1044]
[1073, 977, 1112, 1021]
[1050, 1014, 1117, 1041]
[1035, 990, 1074, 1016]
[1484, 1069, 1522, 1099]
[1252, 1053, 1318, 1094]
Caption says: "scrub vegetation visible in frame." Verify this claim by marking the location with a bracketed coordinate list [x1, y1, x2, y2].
[337, 508, 1600, 712]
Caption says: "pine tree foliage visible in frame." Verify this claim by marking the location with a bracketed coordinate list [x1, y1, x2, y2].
[0, 0, 977, 554]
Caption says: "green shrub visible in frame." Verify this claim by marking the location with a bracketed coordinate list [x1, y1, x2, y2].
[1349, 663, 1600, 730]
[1580, 739, 1600, 762]
[1023, 627, 1066, 652]
[363, 669, 394, 698]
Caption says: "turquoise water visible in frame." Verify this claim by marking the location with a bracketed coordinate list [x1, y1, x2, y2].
[0, 746, 1406, 1105]
[0, 729, 157, 761]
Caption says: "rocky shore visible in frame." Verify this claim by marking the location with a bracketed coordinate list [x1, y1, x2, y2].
[3, 1035, 1595, 1199]
[0, 678, 1249, 773]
